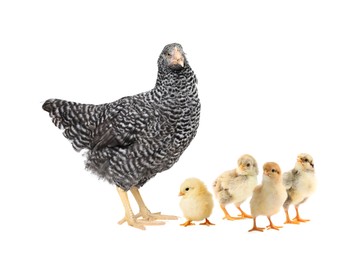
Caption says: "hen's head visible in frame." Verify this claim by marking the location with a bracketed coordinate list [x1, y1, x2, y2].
[158, 43, 187, 72]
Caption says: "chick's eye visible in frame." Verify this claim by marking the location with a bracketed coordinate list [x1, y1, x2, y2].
[304, 158, 309, 162]
[271, 169, 276, 173]
[246, 163, 251, 167]
[185, 188, 189, 191]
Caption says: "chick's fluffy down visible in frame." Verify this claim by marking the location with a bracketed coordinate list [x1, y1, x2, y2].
[179, 178, 214, 221]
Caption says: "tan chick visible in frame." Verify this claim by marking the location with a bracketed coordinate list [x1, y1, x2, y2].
[179, 178, 215, 227]
[249, 162, 287, 232]
[283, 153, 317, 224]
[213, 154, 258, 220]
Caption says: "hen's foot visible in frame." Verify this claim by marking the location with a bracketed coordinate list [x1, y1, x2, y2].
[117, 213, 165, 229]
[140, 210, 178, 221]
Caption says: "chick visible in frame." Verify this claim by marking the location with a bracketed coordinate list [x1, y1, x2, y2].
[179, 178, 215, 227]
[249, 162, 287, 232]
[213, 154, 258, 220]
[283, 153, 317, 224]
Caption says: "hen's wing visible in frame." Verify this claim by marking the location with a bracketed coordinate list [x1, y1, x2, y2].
[91, 97, 162, 151]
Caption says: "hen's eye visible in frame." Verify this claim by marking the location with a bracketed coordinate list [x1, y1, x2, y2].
[185, 188, 189, 191]
[166, 53, 171, 57]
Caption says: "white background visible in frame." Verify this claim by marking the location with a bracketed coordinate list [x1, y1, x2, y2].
[1, 0, 363, 259]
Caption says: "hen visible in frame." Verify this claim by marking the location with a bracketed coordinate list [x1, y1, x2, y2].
[42, 43, 200, 230]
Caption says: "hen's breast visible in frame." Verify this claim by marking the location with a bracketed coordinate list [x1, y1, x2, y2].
[86, 70, 200, 190]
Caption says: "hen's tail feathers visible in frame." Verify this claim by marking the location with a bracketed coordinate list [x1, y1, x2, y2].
[42, 98, 104, 152]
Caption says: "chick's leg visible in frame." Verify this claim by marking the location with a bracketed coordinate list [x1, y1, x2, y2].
[292, 206, 310, 222]
[248, 217, 265, 232]
[180, 220, 195, 227]
[266, 216, 283, 230]
[130, 187, 178, 222]
[200, 218, 215, 226]
[284, 208, 300, 224]
[236, 205, 252, 219]
[220, 205, 241, 220]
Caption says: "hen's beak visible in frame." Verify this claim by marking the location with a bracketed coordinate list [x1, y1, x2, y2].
[170, 47, 184, 67]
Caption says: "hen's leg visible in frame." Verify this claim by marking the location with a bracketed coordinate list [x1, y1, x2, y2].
[130, 187, 178, 222]
[116, 187, 164, 230]
[116, 187, 146, 230]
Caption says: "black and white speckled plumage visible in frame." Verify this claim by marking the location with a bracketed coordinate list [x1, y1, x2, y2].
[43, 43, 200, 191]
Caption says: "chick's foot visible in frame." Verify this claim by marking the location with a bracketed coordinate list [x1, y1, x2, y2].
[292, 207, 310, 222]
[180, 220, 195, 227]
[266, 217, 283, 230]
[266, 224, 283, 230]
[293, 216, 310, 222]
[237, 207, 253, 219]
[199, 218, 215, 226]
[221, 206, 243, 221]
[248, 226, 265, 232]
[284, 218, 300, 224]
[224, 215, 244, 221]
[248, 218, 265, 232]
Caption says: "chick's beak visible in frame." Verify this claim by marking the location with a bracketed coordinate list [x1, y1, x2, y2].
[178, 191, 185, 196]
[239, 165, 245, 172]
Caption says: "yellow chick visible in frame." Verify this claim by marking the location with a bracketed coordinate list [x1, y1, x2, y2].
[179, 178, 215, 227]
[213, 154, 258, 220]
[249, 162, 287, 232]
[283, 153, 317, 224]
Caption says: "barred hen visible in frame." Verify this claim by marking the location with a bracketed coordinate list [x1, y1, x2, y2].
[42, 43, 200, 230]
